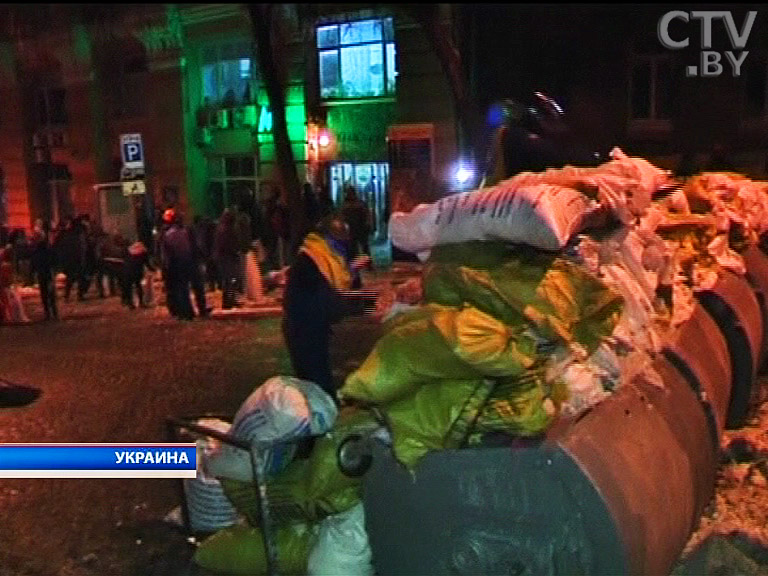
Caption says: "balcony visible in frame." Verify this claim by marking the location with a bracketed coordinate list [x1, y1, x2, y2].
[197, 104, 259, 131]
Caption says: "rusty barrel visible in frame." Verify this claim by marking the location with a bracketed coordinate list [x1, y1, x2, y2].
[662, 303, 732, 444]
[742, 244, 768, 370]
[363, 358, 717, 576]
[694, 270, 763, 428]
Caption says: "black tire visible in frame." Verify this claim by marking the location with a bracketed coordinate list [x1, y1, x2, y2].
[337, 433, 373, 478]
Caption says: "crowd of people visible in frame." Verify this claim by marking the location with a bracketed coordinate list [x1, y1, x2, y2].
[0, 181, 375, 327]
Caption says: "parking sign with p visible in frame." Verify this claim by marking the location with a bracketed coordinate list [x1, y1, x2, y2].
[120, 133, 144, 170]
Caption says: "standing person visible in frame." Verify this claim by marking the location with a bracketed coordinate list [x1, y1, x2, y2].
[29, 219, 58, 321]
[160, 210, 196, 320]
[213, 208, 240, 310]
[120, 240, 154, 309]
[317, 184, 335, 220]
[264, 185, 289, 270]
[91, 223, 115, 298]
[302, 182, 320, 234]
[0, 245, 30, 324]
[341, 186, 372, 257]
[53, 217, 87, 302]
[282, 215, 373, 400]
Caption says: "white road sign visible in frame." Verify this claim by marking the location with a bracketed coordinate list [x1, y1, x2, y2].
[122, 180, 146, 196]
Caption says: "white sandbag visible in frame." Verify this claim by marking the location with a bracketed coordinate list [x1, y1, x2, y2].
[391, 182, 594, 254]
[307, 502, 374, 576]
[208, 376, 338, 482]
[183, 418, 240, 534]
[245, 250, 264, 302]
[142, 272, 155, 307]
[5, 287, 30, 323]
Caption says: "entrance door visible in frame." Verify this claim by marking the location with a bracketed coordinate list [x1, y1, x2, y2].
[329, 162, 390, 241]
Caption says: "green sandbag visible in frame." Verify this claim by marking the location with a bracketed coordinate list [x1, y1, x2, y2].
[221, 409, 377, 526]
[194, 522, 317, 575]
[474, 370, 561, 437]
[385, 378, 485, 468]
[220, 459, 313, 528]
[304, 408, 378, 516]
[341, 305, 481, 404]
[423, 241, 623, 354]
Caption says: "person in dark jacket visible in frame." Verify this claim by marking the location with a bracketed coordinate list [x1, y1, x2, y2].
[213, 208, 241, 310]
[282, 215, 373, 400]
[341, 186, 372, 257]
[302, 182, 321, 234]
[120, 240, 154, 309]
[317, 184, 335, 220]
[160, 210, 196, 320]
[53, 216, 87, 301]
[29, 219, 58, 321]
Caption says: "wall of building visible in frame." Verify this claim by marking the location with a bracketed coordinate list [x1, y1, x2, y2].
[0, 42, 31, 229]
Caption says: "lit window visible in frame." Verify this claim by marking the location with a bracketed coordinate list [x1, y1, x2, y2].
[202, 41, 256, 106]
[317, 17, 397, 100]
[630, 55, 674, 120]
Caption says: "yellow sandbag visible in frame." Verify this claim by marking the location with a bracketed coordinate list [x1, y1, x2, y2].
[423, 242, 623, 353]
[385, 378, 485, 469]
[433, 305, 539, 377]
[341, 305, 481, 405]
[194, 522, 317, 575]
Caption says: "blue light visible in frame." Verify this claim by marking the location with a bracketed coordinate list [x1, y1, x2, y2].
[487, 103, 504, 127]
[455, 166, 473, 185]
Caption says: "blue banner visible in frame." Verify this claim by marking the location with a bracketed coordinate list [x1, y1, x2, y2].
[0, 444, 197, 471]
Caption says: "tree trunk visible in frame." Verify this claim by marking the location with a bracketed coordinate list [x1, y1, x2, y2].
[404, 5, 475, 160]
[249, 4, 305, 260]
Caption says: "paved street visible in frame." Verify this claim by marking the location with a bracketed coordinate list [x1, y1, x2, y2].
[0, 284, 385, 576]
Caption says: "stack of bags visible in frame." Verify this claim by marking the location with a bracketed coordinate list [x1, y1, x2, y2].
[194, 376, 379, 575]
[194, 150, 768, 575]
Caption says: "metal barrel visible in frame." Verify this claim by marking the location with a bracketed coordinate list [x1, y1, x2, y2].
[742, 244, 768, 370]
[662, 303, 732, 444]
[364, 356, 717, 576]
[695, 270, 763, 428]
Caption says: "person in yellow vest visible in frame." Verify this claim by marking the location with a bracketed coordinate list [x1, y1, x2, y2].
[281, 215, 373, 401]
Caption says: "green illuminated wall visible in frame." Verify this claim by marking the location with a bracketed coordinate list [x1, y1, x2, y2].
[255, 85, 308, 182]
[326, 101, 396, 162]
[181, 22, 307, 216]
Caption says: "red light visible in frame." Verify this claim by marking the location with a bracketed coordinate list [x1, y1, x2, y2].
[318, 131, 330, 148]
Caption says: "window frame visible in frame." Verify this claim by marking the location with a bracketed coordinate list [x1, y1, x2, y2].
[200, 39, 257, 109]
[207, 155, 259, 214]
[317, 16, 397, 102]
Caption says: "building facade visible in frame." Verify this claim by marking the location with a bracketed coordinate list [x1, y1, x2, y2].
[0, 3, 459, 247]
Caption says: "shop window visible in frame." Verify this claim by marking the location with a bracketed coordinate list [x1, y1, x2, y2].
[330, 162, 390, 240]
[629, 55, 674, 121]
[317, 17, 397, 100]
[35, 88, 67, 127]
[202, 41, 256, 107]
[207, 155, 258, 217]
